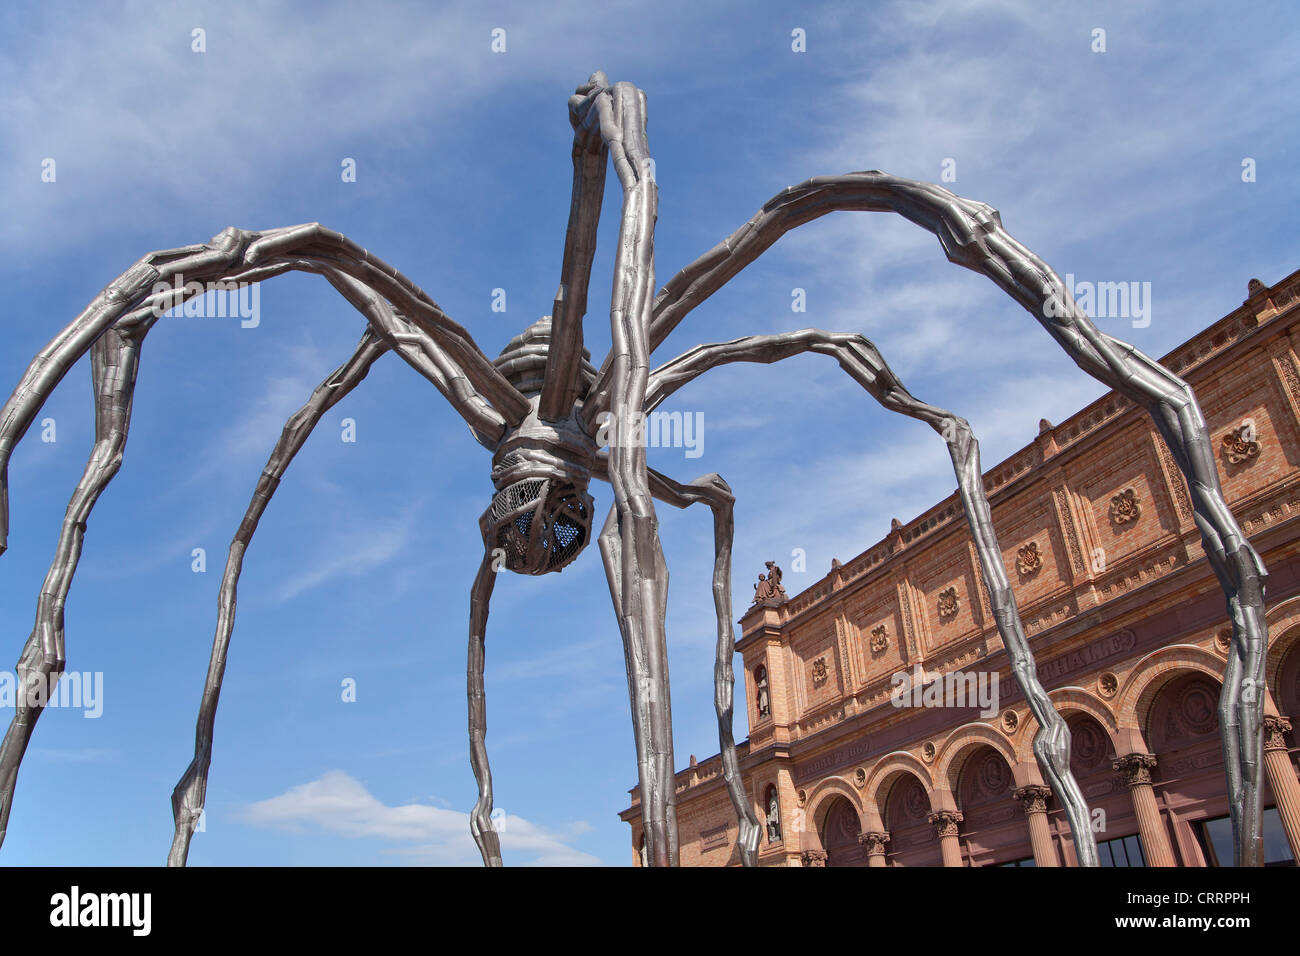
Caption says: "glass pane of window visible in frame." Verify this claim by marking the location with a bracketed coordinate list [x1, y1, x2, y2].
[1263, 807, 1296, 866]
[1197, 814, 1230, 866]
[1114, 838, 1130, 866]
[1123, 834, 1146, 867]
[1194, 808, 1293, 866]
[1095, 834, 1144, 867]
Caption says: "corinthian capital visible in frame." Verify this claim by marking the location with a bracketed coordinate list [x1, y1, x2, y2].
[1264, 715, 1293, 753]
[927, 809, 963, 838]
[857, 830, 890, 854]
[1013, 785, 1052, 814]
[1112, 753, 1158, 787]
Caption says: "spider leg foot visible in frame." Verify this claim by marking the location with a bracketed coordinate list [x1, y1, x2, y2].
[467, 552, 502, 867]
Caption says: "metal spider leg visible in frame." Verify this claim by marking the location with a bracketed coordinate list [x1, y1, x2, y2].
[0, 229, 268, 554]
[591, 80, 679, 866]
[642, 466, 762, 867]
[243, 225, 531, 426]
[317, 269, 507, 445]
[0, 323, 143, 850]
[167, 330, 389, 866]
[0, 229, 518, 855]
[537, 72, 611, 422]
[646, 328, 1101, 866]
[597, 502, 676, 867]
[1077, 334, 1268, 866]
[607, 170, 1267, 863]
[467, 551, 502, 866]
[0, 226, 527, 556]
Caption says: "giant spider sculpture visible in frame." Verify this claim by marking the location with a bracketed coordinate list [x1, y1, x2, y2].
[0, 73, 1270, 867]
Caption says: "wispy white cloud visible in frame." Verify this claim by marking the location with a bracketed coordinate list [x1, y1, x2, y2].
[1, 3, 511, 251]
[29, 747, 121, 763]
[0, 0, 744, 258]
[184, 338, 334, 481]
[491, 636, 609, 682]
[274, 502, 422, 601]
[240, 770, 602, 866]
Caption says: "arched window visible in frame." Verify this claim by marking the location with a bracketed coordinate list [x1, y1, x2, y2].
[755, 665, 770, 718]
[765, 785, 782, 843]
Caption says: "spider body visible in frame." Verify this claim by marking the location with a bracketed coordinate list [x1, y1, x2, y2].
[0, 72, 1271, 868]
[483, 419, 598, 576]
[483, 318, 599, 575]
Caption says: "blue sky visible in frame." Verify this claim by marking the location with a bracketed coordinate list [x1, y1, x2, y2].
[0, 0, 1295, 866]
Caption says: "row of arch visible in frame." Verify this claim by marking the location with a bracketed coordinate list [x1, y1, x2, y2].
[780, 600, 1300, 865]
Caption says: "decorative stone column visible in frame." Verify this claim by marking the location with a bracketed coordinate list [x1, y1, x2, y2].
[800, 849, 827, 867]
[928, 810, 964, 867]
[1112, 753, 1177, 866]
[857, 830, 890, 867]
[1013, 785, 1060, 867]
[1263, 716, 1300, 862]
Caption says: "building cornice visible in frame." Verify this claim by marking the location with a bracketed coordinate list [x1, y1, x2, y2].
[739, 267, 1300, 642]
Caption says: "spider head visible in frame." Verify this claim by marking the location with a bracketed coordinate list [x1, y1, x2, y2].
[480, 475, 594, 575]
[481, 394, 598, 575]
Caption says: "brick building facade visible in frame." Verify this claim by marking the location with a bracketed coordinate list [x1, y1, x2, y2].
[620, 268, 1300, 866]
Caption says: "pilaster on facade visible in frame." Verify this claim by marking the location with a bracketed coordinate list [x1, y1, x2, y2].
[833, 609, 855, 703]
[964, 538, 993, 629]
[894, 577, 919, 664]
[1148, 430, 1197, 541]
[899, 574, 929, 667]
[1064, 479, 1106, 608]
[1047, 470, 1093, 596]
[1278, 329, 1300, 428]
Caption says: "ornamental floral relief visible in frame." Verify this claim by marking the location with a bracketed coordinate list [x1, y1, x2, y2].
[1221, 420, 1261, 465]
[1016, 541, 1042, 576]
[1109, 487, 1141, 526]
[870, 624, 889, 653]
[937, 586, 960, 619]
